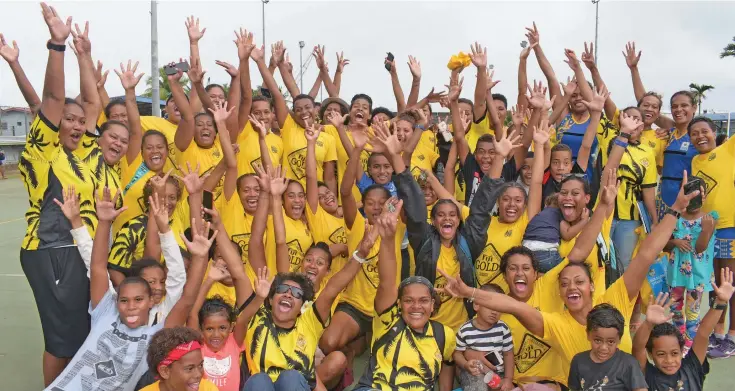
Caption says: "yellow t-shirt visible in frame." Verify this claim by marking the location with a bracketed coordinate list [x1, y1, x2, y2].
[323, 124, 371, 202]
[245, 304, 327, 384]
[541, 277, 636, 377]
[114, 154, 155, 234]
[206, 276, 237, 306]
[235, 122, 283, 175]
[454, 161, 467, 206]
[362, 303, 456, 391]
[265, 212, 313, 273]
[475, 212, 530, 292]
[280, 115, 338, 188]
[74, 132, 124, 211]
[408, 143, 440, 182]
[176, 137, 224, 201]
[141, 379, 219, 391]
[418, 129, 439, 155]
[558, 215, 612, 292]
[692, 135, 735, 229]
[640, 129, 667, 168]
[305, 205, 348, 273]
[465, 116, 496, 153]
[218, 194, 257, 284]
[340, 213, 406, 316]
[20, 113, 97, 250]
[139, 116, 179, 173]
[107, 213, 186, 271]
[432, 246, 469, 331]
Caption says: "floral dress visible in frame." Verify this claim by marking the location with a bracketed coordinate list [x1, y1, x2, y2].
[666, 211, 718, 291]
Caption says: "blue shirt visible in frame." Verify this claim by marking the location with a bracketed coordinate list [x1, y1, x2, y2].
[356, 173, 397, 197]
[523, 206, 562, 244]
[661, 130, 697, 207]
[556, 113, 600, 177]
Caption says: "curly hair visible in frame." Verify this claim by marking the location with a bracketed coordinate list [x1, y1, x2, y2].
[266, 272, 315, 309]
[147, 327, 203, 377]
[647, 322, 685, 352]
[199, 295, 237, 328]
[142, 174, 182, 212]
[499, 246, 538, 275]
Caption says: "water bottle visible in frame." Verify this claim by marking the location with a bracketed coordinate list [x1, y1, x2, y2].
[483, 370, 501, 389]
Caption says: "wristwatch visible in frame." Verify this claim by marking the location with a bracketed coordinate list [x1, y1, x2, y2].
[47, 41, 66, 52]
[712, 302, 728, 311]
[618, 132, 631, 140]
[664, 207, 681, 219]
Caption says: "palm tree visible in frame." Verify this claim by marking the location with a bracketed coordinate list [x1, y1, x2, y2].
[688, 83, 715, 115]
[143, 67, 191, 99]
[720, 37, 735, 59]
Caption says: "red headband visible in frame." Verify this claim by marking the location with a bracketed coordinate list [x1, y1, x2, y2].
[157, 341, 201, 374]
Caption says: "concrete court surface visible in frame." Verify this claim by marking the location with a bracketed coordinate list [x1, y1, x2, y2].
[0, 170, 731, 390]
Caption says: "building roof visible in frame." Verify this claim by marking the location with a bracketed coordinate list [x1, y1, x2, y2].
[0, 136, 25, 146]
[1, 107, 32, 114]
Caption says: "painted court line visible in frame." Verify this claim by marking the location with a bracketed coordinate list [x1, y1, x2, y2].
[0, 217, 24, 225]
[0, 274, 25, 277]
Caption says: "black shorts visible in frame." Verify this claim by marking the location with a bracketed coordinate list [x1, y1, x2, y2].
[21, 247, 91, 358]
[335, 301, 373, 336]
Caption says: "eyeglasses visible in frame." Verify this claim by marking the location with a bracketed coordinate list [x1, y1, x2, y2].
[561, 173, 587, 180]
[275, 284, 304, 300]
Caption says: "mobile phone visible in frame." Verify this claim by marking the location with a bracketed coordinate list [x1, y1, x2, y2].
[164, 61, 190, 75]
[484, 351, 502, 367]
[683, 176, 704, 212]
[521, 40, 528, 49]
[202, 190, 213, 222]
[385, 52, 395, 72]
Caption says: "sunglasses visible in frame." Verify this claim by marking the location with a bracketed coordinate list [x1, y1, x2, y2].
[561, 173, 587, 180]
[275, 284, 304, 300]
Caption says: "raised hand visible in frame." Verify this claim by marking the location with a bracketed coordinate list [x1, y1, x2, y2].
[581, 85, 610, 113]
[41, 2, 72, 45]
[96, 187, 127, 222]
[254, 267, 273, 299]
[269, 166, 289, 196]
[305, 122, 321, 144]
[563, 49, 581, 71]
[181, 218, 217, 258]
[356, 220, 378, 258]
[351, 128, 370, 150]
[53, 185, 81, 225]
[272, 40, 286, 65]
[149, 194, 170, 230]
[526, 80, 547, 109]
[326, 111, 346, 128]
[701, 214, 717, 234]
[437, 268, 469, 298]
[618, 110, 642, 134]
[672, 171, 700, 213]
[313, 45, 327, 71]
[384, 53, 396, 74]
[177, 162, 207, 195]
[69, 22, 91, 58]
[525, 22, 540, 46]
[253, 164, 273, 195]
[336, 51, 349, 73]
[249, 114, 269, 138]
[485, 69, 500, 92]
[115, 60, 144, 91]
[622, 41, 641, 68]
[215, 60, 238, 78]
[234, 28, 255, 61]
[403, 55, 420, 79]
[581, 41, 596, 70]
[250, 44, 265, 63]
[0, 34, 19, 64]
[445, 76, 464, 102]
[599, 168, 620, 209]
[712, 267, 735, 303]
[645, 292, 674, 325]
[203, 206, 222, 228]
[469, 42, 487, 69]
[168, 59, 186, 83]
[375, 197, 403, 238]
[561, 76, 578, 97]
[208, 100, 237, 124]
[185, 15, 206, 43]
[493, 129, 523, 158]
[424, 87, 447, 104]
[510, 105, 525, 130]
[458, 110, 472, 132]
[94, 60, 109, 89]
[283, 53, 294, 74]
[520, 41, 538, 60]
[533, 122, 553, 146]
[187, 57, 204, 84]
[367, 120, 401, 156]
[208, 264, 231, 282]
[149, 168, 173, 201]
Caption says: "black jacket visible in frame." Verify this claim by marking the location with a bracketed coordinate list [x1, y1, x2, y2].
[395, 170, 504, 316]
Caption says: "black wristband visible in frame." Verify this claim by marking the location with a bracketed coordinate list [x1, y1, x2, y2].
[664, 207, 681, 219]
[712, 302, 728, 311]
[47, 41, 66, 52]
[618, 132, 631, 140]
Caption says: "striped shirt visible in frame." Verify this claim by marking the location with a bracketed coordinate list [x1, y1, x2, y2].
[455, 319, 513, 373]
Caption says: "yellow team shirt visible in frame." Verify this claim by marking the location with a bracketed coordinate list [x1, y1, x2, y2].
[281, 115, 338, 188]
[265, 212, 313, 273]
[74, 131, 123, 211]
[640, 129, 667, 168]
[362, 303, 456, 391]
[114, 154, 156, 234]
[475, 212, 530, 292]
[340, 213, 406, 316]
[217, 194, 258, 284]
[323, 124, 371, 203]
[432, 246, 469, 331]
[205, 270, 237, 306]
[20, 113, 97, 250]
[107, 213, 187, 271]
[245, 305, 327, 384]
[559, 215, 612, 291]
[409, 142, 439, 182]
[427, 202, 470, 224]
[236, 122, 283, 175]
[465, 116, 496, 153]
[176, 137, 224, 201]
[140, 116, 179, 173]
[692, 135, 735, 230]
[540, 277, 636, 377]
[141, 379, 219, 391]
[305, 205, 348, 273]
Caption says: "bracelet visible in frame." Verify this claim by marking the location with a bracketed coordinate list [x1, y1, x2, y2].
[613, 138, 629, 149]
[47, 41, 66, 52]
[618, 132, 631, 140]
[468, 287, 477, 302]
[352, 250, 368, 264]
[712, 302, 728, 311]
[664, 207, 681, 219]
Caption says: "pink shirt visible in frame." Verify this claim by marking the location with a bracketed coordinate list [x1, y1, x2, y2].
[201, 334, 245, 391]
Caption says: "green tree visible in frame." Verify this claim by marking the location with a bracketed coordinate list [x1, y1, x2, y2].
[720, 36, 735, 59]
[688, 83, 715, 115]
[143, 67, 190, 99]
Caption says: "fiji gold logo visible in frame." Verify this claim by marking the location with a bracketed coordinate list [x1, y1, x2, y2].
[288, 148, 307, 180]
[316, 139, 324, 148]
[504, 230, 513, 237]
[329, 227, 347, 245]
[361, 253, 381, 288]
[287, 240, 305, 271]
[417, 154, 425, 161]
[250, 157, 263, 172]
[476, 243, 502, 285]
[708, 152, 716, 161]
[640, 158, 649, 168]
[296, 334, 307, 351]
[410, 166, 423, 181]
[515, 333, 551, 373]
[232, 233, 251, 258]
[694, 170, 718, 196]
[648, 141, 656, 148]
[271, 145, 278, 154]
[212, 148, 221, 158]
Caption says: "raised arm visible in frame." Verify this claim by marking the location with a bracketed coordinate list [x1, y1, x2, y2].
[386, 54, 406, 112]
[581, 42, 617, 121]
[340, 136, 363, 230]
[567, 169, 615, 262]
[216, 60, 242, 133]
[252, 44, 288, 128]
[526, 22, 561, 100]
[91, 189, 127, 309]
[576, 86, 609, 172]
[549, 77, 575, 126]
[516, 42, 537, 109]
[272, 41, 301, 99]
[374, 198, 403, 314]
[485, 71, 504, 136]
[406, 55, 422, 107]
[94, 60, 110, 115]
[171, 66, 196, 152]
[38, 3, 72, 125]
[469, 43, 488, 122]
[269, 169, 291, 273]
[248, 166, 272, 273]
[314, 45, 339, 98]
[305, 123, 321, 214]
[0, 36, 41, 115]
[623, 42, 675, 130]
[70, 22, 101, 133]
[115, 60, 144, 163]
[333, 51, 348, 95]
[235, 28, 255, 134]
[564, 49, 593, 102]
[691, 269, 734, 363]
[527, 120, 551, 219]
[448, 76, 471, 165]
[395, 170, 430, 253]
[443, 143, 458, 195]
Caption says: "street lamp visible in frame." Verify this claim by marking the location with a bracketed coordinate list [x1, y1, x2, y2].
[299, 41, 305, 92]
[592, 0, 599, 64]
[262, 0, 269, 49]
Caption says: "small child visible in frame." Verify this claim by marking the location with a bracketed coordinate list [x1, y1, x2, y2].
[522, 194, 588, 273]
[664, 194, 717, 354]
[357, 152, 397, 196]
[142, 327, 219, 391]
[568, 304, 648, 391]
[453, 284, 514, 391]
[632, 268, 734, 391]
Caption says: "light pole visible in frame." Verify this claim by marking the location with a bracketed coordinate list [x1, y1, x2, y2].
[299, 41, 305, 92]
[592, 0, 599, 64]
[262, 0, 269, 49]
[150, 0, 160, 116]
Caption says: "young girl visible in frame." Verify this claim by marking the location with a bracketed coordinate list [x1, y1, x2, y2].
[632, 269, 735, 391]
[664, 186, 717, 354]
[143, 327, 218, 391]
